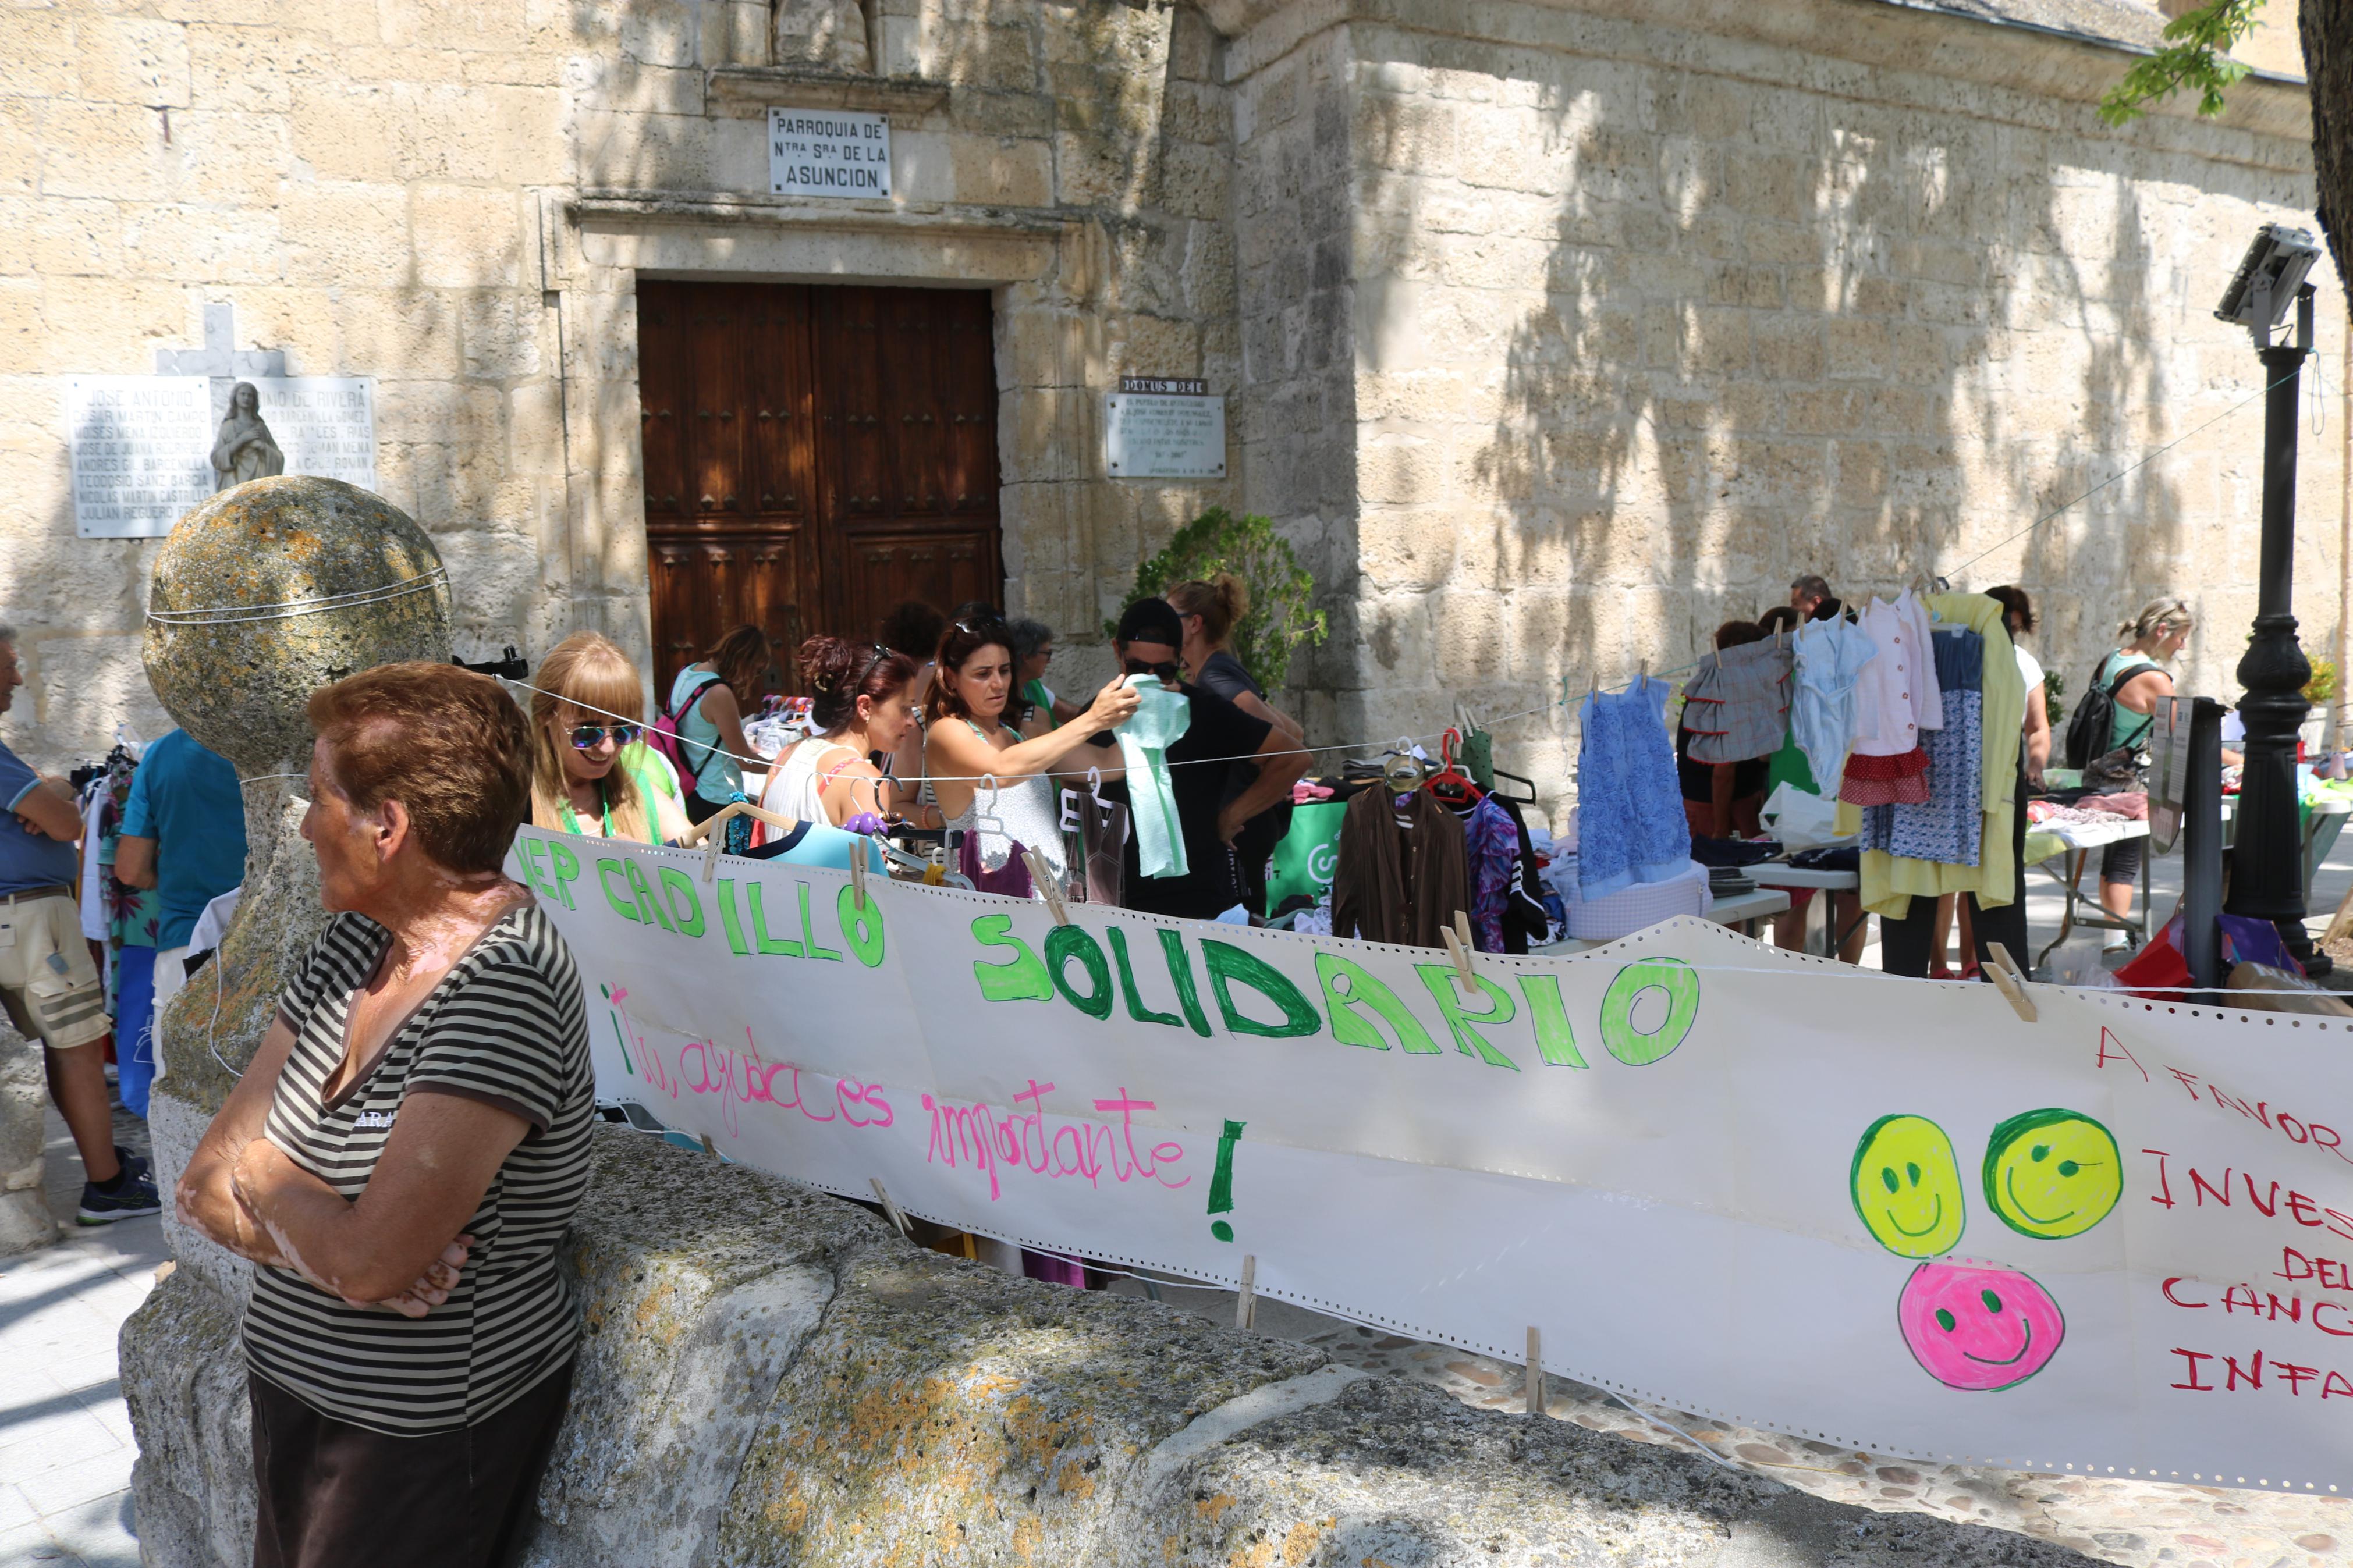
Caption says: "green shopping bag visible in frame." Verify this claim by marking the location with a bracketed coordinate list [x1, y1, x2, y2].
[1264, 799, 1348, 915]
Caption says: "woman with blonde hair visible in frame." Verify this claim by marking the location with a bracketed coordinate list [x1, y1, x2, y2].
[527, 632, 689, 845]
[2087, 596, 2194, 940]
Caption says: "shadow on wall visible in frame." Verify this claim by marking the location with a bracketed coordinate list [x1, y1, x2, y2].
[1339, 17, 2312, 816]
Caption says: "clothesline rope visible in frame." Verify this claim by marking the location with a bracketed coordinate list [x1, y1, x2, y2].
[144, 567, 450, 627]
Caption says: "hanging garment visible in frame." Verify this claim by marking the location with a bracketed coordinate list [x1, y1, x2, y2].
[1491, 795, 1554, 954]
[1834, 593, 2025, 919]
[1114, 677, 1193, 880]
[1790, 616, 1878, 786]
[1681, 639, 1794, 764]
[1841, 592, 1943, 805]
[1071, 788, 1130, 906]
[1452, 794, 1521, 953]
[945, 764, 1066, 884]
[1331, 786, 1471, 950]
[1576, 675, 1691, 900]
[1861, 629, 1985, 866]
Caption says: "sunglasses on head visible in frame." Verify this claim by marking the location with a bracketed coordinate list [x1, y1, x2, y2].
[569, 722, 642, 750]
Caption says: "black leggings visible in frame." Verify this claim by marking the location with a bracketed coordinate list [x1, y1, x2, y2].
[1880, 768, 2029, 978]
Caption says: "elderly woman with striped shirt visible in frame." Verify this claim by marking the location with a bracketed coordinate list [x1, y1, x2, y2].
[177, 662, 593, 1568]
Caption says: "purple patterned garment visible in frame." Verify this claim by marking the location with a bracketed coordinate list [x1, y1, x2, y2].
[1461, 795, 1520, 952]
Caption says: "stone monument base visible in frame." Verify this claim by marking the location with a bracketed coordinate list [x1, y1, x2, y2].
[122, 1128, 2098, 1568]
[0, 1019, 55, 1257]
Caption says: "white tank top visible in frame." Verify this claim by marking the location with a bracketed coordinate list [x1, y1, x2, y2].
[761, 739, 859, 823]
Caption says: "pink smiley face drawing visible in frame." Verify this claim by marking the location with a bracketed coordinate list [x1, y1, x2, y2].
[1896, 1260, 2065, 1391]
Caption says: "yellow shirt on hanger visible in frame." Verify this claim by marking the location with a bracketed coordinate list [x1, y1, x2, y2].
[1833, 592, 2025, 918]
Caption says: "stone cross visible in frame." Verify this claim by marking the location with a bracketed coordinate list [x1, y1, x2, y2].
[153, 301, 286, 419]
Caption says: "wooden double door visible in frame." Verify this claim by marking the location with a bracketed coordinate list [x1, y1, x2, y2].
[637, 280, 1003, 695]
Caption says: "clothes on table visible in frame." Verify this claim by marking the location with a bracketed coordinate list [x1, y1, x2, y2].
[1331, 785, 1470, 949]
[1861, 628, 1984, 866]
[1578, 675, 1692, 899]
[1115, 675, 1195, 880]
[1790, 614, 1878, 786]
[1559, 856, 1710, 942]
[1681, 638, 1794, 763]
[1834, 592, 2024, 919]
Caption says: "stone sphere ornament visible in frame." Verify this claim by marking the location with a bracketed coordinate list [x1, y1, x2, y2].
[142, 475, 453, 774]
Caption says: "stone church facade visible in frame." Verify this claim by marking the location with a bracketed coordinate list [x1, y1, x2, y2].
[0, 0, 2338, 812]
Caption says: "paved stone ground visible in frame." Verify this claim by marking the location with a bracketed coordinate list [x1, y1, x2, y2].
[0, 1104, 164, 1568]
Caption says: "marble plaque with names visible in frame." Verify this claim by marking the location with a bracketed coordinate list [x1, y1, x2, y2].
[243, 378, 377, 492]
[67, 376, 214, 538]
[1105, 389, 1225, 479]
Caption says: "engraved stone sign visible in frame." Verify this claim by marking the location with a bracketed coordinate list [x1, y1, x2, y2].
[768, 109, 892, 198]
[67, 376, 215, 538]
[1105, 383, 1225, 479]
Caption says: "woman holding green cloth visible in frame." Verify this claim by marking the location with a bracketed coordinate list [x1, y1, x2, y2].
[526, 632, 691, 845]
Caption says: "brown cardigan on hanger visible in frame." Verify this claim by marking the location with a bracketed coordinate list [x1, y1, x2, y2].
[1331, 785, 1471, 949]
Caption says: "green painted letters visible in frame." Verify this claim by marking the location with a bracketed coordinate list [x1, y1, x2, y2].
[716, 879, 751, 955]
[1202, 941, 1321, 1039]
[1599, 958, 1700, 1066]
[1158, 929, 1213, 1036]
[1046, 926, 1114, 1019]
[800, 882, 843, 962]
[655, 868, 705, 938]
[971, 914, 1053, 1002]
[1412, 966, 1522, 1071]
[1518, 973, 1588, 1068]
[597, 859, 641, 923]
[545, 840, 581, 910]
[520, 837, 556, 900]
[746, 881, 803, 957]
[1108, 927, 1184, 1027]
[1315, 953, 1440, 1054]
[624, 859, 675, 933]
[837, 883, 885, 968]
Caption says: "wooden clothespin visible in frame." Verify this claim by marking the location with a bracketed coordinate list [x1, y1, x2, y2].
[1235, 1253, 1258, 1332]
[869, 1177, 913, 1238]
[1023, 848, 1070, 925]
[848, 844, 870, 912]
[1440, 911, 1478, 995]
[1526, 1326, 1545, 1417]
[1983, 941, 2038, 1023]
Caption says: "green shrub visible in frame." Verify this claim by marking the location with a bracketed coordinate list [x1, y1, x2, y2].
[2043, 669, 2067, 728]
[1106, 507, 1329, 691]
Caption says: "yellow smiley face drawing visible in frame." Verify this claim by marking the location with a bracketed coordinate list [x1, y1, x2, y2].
[1850, 1114, 1966, 1258]
[1982, 1108, 2121, 1240]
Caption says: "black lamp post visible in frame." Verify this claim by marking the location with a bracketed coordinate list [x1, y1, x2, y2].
[2216, 225, 2326, 973]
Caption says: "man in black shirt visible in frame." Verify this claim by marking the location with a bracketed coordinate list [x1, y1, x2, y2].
[1109, 599, 1309, 920]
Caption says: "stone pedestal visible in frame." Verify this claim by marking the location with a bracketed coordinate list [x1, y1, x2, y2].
[0, 1018, 55, 1257]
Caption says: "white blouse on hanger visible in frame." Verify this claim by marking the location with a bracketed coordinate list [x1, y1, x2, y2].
[1850, 591, 1944, 758]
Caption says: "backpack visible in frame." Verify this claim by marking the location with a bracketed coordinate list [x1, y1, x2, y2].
[647, 672, 724, 797]
[2062, 659, 2156, 770]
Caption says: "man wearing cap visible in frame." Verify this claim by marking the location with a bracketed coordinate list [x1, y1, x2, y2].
[1107, 598, 1309, 921]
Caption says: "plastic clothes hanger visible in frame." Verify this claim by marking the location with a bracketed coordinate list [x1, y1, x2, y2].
[1424, 727, 1485, 806]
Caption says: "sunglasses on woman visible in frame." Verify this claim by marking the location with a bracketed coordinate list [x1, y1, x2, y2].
[569, 722, 642, 750]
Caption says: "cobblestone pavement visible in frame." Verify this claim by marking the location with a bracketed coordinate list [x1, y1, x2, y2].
[1110, 1279, 2353, 1568]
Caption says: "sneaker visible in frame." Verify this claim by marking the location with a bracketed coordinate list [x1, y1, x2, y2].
[113, 1146, 150, 1185]
[78, 1168, 161, 1225]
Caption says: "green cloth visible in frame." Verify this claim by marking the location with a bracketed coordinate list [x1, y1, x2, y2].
[1115, 675, 1193, 879]
[1459, 728, 1495, 792]
[1265, 800, 1348, 914]
[1764, 727, 1816, 797]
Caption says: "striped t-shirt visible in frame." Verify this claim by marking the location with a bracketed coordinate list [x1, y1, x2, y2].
[242, 903, 594, 1435]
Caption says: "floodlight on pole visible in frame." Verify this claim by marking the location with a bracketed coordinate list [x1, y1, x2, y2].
[2216, 223, 2322, 346]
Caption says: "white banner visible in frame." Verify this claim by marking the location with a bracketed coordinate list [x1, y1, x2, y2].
[514, 828, 2353, 1494]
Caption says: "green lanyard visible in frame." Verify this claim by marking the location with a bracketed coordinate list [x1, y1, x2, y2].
[562, 785, 614, 840]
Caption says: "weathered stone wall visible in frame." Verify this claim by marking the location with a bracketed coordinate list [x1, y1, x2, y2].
[3, 0, 2345, 830]
[1218, 0, 2346, 812]
[0, 1019, 54, 1257]
[123, 1125, 2108, 1568]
